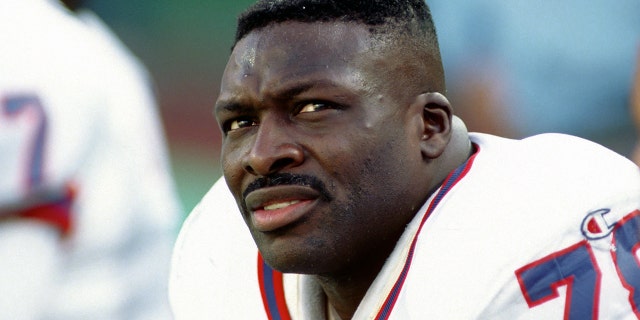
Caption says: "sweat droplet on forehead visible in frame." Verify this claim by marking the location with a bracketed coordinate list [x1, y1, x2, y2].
[238, 46, 257, 70]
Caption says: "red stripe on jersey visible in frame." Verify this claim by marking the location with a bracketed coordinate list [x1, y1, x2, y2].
[258, 253, 292, 320]
[18, 183, 76, 236]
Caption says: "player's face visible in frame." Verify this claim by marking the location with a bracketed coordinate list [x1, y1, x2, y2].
[215, 22, 430, 276]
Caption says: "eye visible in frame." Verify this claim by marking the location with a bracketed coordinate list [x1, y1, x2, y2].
[297, 102, 332, 114]
[225, 118, 257, 134]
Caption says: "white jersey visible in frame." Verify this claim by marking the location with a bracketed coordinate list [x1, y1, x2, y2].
[170, 133, 640, 319]
[0, 1, 181, 319]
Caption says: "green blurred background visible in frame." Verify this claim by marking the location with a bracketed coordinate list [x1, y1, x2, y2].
[83, 1, 255, 215]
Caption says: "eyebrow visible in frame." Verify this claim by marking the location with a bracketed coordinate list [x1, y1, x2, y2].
[272, 81, 325, 98]
[214, 100, 251, 115]
[215, 79, 345, 115]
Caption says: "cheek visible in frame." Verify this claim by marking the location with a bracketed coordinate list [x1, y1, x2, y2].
[350, 134, 417, 198]
[324, 133, 406, 192]
[315, 138, 417, 250]
[221, 144, 246, 195]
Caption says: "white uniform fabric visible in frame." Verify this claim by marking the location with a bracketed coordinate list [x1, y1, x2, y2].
[0, 0, 181, 319]
[170, 133, 640, 319]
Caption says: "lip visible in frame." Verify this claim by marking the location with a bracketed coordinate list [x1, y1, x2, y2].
[244, 185, 321, 232]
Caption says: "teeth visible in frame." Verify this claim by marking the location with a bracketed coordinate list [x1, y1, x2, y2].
[264, 200, 300, 211]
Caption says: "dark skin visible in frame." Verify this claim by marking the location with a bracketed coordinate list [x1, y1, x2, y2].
[215, 21, 471, 319]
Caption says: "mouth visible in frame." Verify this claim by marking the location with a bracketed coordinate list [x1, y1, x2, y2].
[263, 200, 302, 210]
[245, 185, 321, 232]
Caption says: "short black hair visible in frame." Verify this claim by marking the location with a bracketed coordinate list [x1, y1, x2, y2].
[234, 0, 439, 48]
[233, 0, 446, 93]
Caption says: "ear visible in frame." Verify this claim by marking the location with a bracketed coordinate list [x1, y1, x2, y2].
[410, 92, 453, 160]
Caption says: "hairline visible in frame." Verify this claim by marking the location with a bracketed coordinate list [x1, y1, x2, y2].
[229, 20, 445, 103]
[229, 2, 445, 93]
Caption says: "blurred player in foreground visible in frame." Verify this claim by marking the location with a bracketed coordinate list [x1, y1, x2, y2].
[170, 0, 640, 319]
[0, 0, 181, 319]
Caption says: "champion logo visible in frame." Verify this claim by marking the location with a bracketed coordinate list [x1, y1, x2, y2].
[580, 208, 614, 240]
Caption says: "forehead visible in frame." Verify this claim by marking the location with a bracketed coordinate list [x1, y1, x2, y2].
[217, 22, 376, 102]
[235, 21, 372, 70]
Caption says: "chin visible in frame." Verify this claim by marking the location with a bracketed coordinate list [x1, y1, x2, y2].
[262, 256, 313, 274]
[253, 224, 345, 275]
[258, 243, 338, 275]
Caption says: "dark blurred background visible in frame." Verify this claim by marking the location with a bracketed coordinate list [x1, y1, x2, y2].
[84, 1, 639, 216]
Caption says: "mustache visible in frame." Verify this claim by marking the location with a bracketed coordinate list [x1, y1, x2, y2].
[242, 173, 333, 202]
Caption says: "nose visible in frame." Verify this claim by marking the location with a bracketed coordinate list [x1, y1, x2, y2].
[242, 117, 304, 176]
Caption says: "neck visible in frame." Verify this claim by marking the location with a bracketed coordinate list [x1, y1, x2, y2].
[313, 270, 376, 320]
[312, 236, 397, 320]
[314, 117, 472, 320]
[434, 116, 473, 178]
